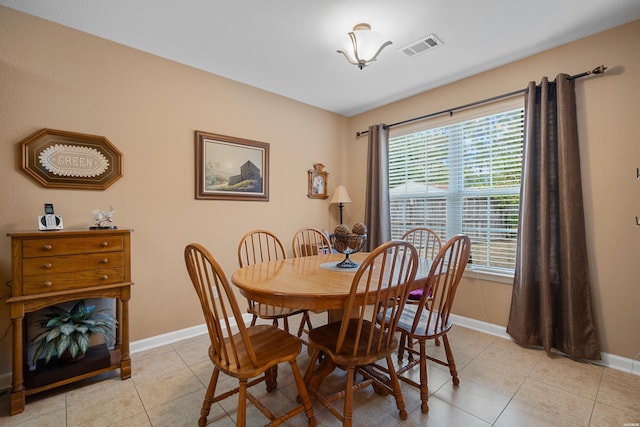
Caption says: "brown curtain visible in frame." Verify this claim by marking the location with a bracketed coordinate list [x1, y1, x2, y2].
[506, 74, 600, 360]
[364, 124, 391, 251]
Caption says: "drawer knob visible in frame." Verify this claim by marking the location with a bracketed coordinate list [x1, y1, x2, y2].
[100, 241, 109, 247]
[43, 244, 53, 251]
[43, 281, 52, 287]
[101, 275, 108, 280]
[43, 263, 53, 269]
[100, 258, 109, 264]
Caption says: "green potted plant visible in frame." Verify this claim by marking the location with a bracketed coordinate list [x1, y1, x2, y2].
[32, 300, 118, 365]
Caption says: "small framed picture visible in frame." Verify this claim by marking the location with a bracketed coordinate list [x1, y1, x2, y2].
[307, 163, 328, 199]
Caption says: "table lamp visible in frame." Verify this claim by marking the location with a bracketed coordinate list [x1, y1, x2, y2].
[330, 185, 352, 224]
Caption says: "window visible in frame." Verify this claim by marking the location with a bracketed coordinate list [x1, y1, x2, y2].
[389, 100, 524, 275]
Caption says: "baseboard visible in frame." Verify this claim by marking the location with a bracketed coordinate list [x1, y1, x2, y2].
[129, 313, 252, 354]
[1, 313, 636, 391]
[450, 314, 640, 376]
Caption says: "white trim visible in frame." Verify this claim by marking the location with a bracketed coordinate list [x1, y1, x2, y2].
[130, 313, 253, 354]
[450, 314, 640, 376]
[1, 313, 635, 392]
[463, 267, 514, 284]
[130, 324, 208, 354]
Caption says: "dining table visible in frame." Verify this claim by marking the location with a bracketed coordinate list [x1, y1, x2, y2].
[230, 251, 432, 390]
[231, 252, 431, 320]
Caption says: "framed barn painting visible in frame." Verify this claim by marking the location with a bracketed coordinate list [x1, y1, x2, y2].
[195, 131, 269, 201]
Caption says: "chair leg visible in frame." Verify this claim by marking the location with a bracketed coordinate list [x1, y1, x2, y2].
[199, 368, 219, 427]
[419, 340, 429, 413]
[386, 355, 408, 420]
[397, 332, 407, 363]
[265, 365, 278, 392]
[289, 359, 317, 426]
[297, 311, 312, 338]
[344, 367, 355, 427]
[303, 347, 321, 385]
[237, 379, 248, 427]
[442, 334, 459, 385]
[250, 314, 258, 326]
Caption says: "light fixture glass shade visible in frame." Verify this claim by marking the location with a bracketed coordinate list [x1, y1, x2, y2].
[330, 185, 352, 204]
[337, 23, 392, 70]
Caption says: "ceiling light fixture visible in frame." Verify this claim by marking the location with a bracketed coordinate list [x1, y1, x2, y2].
[337, 23, 392, 70]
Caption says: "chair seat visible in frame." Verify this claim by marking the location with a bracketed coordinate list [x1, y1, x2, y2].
[395, 305, 453, 338]
[407, 288, 423, 300]
[308, 319, 397, 367]
[211, 324, 302, 378]
[248, 302, 307, 319]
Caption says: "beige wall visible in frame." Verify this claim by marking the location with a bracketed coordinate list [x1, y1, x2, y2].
[0, 7, 347, 377]
[348, 21, 640, 360]
[1, 5, 638, 385]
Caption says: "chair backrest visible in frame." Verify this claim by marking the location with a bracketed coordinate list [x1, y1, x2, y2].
[291, 227, 332, 257]
[407, 234, 471, 335]
[238, 229, 287, 268]
[401, 227, 442, 260]
[337, 240, 419, 357]
[184, 243, 259, 369]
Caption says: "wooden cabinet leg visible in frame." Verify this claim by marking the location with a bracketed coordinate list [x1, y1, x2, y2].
[10, 316, 25, 415]
[119, 297, 131, 379]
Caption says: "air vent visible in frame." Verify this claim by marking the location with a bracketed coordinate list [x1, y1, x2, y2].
[400, 34, 442, 57]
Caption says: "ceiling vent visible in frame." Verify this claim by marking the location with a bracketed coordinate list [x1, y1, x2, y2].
[400, 34, 443, 57]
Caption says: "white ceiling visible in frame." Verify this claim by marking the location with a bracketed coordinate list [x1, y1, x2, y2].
[2, 0, 640, 116]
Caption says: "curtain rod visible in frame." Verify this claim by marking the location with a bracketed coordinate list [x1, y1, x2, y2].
[355, 65, 608, 138]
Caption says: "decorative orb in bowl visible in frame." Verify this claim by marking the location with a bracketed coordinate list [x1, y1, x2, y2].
[330, 233, 367, 268]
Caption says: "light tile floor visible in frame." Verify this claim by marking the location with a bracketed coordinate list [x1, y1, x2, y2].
[1, 312, 639, 426]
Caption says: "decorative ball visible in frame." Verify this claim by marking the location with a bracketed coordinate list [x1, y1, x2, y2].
[347, 234, 364, 250]
[333, 236, 349, 252]
[334, 224, 350, 235]
[352, 222, 367, 235]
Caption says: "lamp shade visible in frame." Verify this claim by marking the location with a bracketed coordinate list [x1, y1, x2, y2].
[337, 23, 392, 70]
[330, 185, 352, 204]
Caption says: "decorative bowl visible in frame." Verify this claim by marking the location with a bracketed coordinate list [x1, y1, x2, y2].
[330, 233, 367, 268]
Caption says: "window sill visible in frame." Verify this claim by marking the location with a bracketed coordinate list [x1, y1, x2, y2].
[463, 267, 514, 284]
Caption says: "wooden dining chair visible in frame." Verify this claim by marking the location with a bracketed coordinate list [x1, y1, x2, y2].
[303, 240, 418, 427]
[399, 227, 443, 356]
[291, 227, 332, 336]
[238, 229, 311, 337]
[394, 234, 471, 414]
[184, 243, 316, 427]
[401, 227, 442, 302]
[291, 227, 332, 257]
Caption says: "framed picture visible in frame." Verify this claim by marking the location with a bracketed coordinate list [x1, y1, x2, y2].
[195, 131, 269, 201]
[20, 128, 123, 190]
[307, 163, 328, 199]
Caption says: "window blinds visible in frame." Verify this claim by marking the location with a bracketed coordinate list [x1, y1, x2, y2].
[389, 106, 524, 272]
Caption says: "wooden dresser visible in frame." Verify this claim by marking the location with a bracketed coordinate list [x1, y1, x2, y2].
[6, 229, 133, 415]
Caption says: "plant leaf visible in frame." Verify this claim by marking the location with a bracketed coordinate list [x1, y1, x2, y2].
[44, 345, 56, 364]
[77, 333, 90, 354]
[59, 323, 76, 336]
[68, 340, 79, 358]
[56, 334, 70, 357]
[46, 328, 61, 342]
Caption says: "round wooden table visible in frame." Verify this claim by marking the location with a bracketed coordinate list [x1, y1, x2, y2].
[231, 252, 431, 320]
[231, 253, 369, 311]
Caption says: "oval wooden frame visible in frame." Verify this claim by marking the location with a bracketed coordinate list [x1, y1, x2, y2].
[20, 128, 123, 190]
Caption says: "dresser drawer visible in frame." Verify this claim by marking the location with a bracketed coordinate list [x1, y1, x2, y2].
[22, 268, 125, 295]
[22, 235, 124, 258]
[22, 252, 124, 277]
